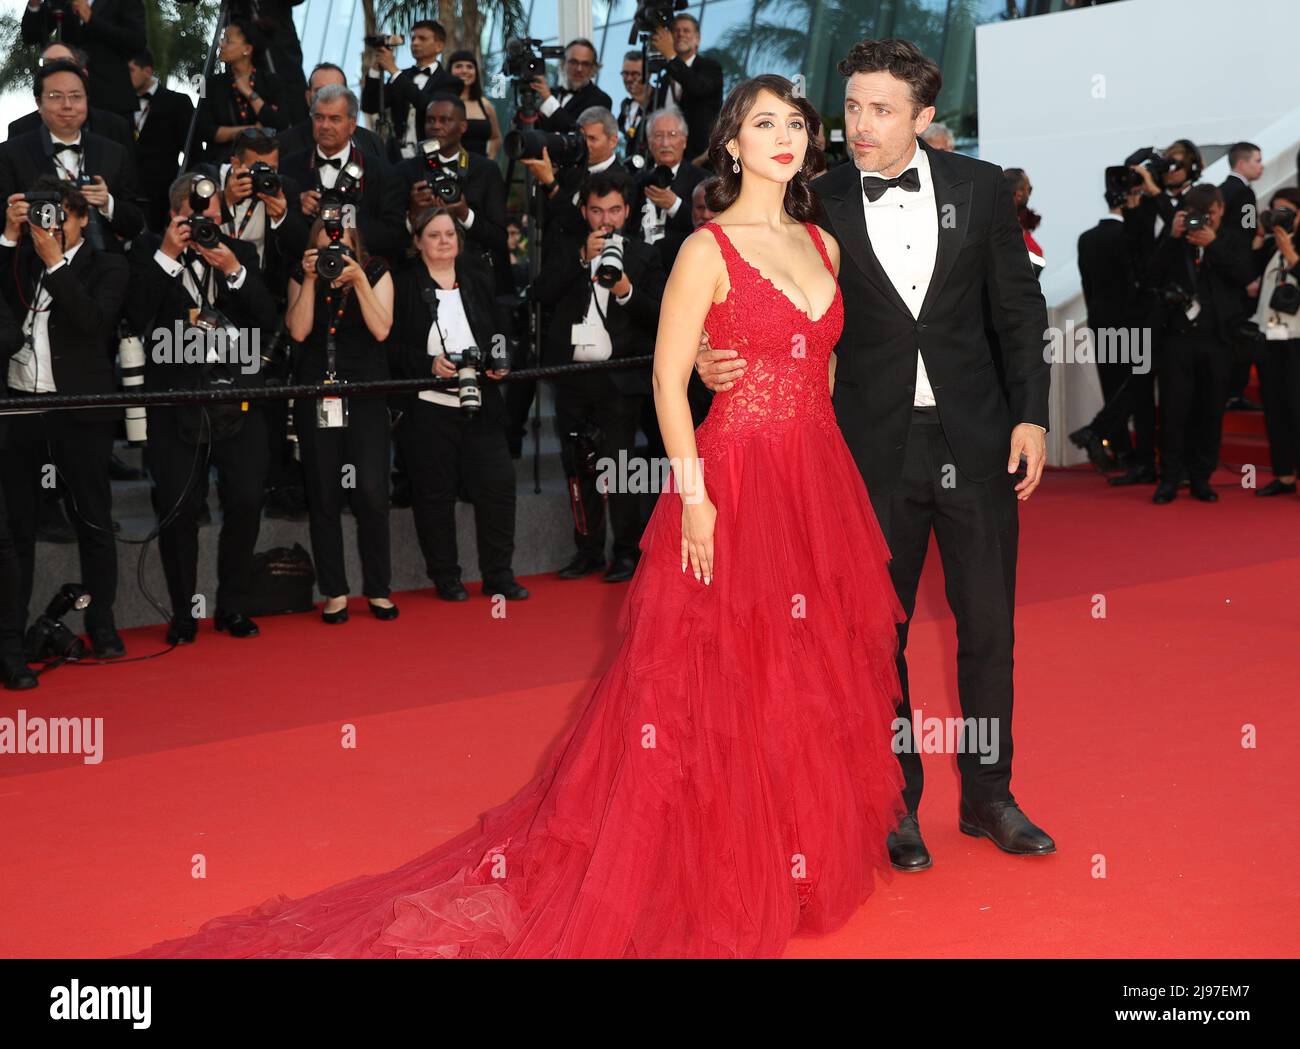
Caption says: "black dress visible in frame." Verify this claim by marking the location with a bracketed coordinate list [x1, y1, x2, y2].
[196, 67, 290, 165]
[462, 112, 492, 157]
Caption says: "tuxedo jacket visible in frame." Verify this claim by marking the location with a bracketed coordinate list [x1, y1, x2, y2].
[134, 85, 196, 231]
[276, 121, 391, 165]
[1218, 174, 1258, 312]
[219, 169, 310, 305]
[1145, 227, 1255, 342]
[359, 62, 463, 146]
[0, 127, 145, 247]
[653, 53, 724, 161]
[538, 82, 614, 133]
[1077, 218, 1140, 330]
[813, 137, 1051, 502]
[20, 0, 146, 119]
[0, 237, 129, 421]
[627, 160, 710, 271]
[396, 150, 509, 287]
[196, 69, 292, 164]
[280, 143, 409, 264]
[543, 158, 638, 239]
[528, 232, 665, 395]
[8, 107, 133, 156]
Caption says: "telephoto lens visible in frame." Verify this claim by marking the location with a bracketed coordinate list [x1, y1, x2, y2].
[595, 233, 625, 288]
[117, 333, 148, 443]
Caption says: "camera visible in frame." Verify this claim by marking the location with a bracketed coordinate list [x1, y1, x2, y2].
[503, 37, 565, 83]
[185, 174, 221, 249]
[447, 344, 484, 415]
[248, 161, 281, 197]
[1269, 279, 1300, 316]
[1159, 284, 1194, 310]
[595, 233, 625, 288]
[364, 33, 404, 49]
[503, 128, 587, 166]
[23, 190, 65, 231]
[315, 242, 354, 283]
[1183, 210, 1209, 235]
[1261, 206, 1296, 235]
[417, 139, 463, 204]
[638, 163, 675, 190]
[630, 0, 688, 36]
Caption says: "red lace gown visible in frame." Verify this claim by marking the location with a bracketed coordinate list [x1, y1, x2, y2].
[122, 220, 908, 959]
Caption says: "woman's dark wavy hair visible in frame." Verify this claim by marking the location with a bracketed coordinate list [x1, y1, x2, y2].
[705, 74, 823, 221]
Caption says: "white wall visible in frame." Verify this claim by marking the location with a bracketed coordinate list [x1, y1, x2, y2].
[976, 0, 1299, 464]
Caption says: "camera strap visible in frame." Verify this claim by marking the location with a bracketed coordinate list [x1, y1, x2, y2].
[174, 253, 215, 308]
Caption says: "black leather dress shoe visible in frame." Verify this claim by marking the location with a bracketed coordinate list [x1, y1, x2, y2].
[368, 601, 400, 620]
[887, 812, 933, 871]
[1109, 465, 1158, 487]
[214, 611, 260, 637]
[89, 629, 126, 659]
[958, 799, 1056, 855]
[557, 554, 605, 579]
[1189, 480, 1219, 502]
[1152, 480, 1178, 504]
[603, 557, 638, 583]
[2, 658, 38, 690]
[1068, 426, 1117, 472]
[483, 579, 530, 600]
[166, 617, 198, 645]
[1256, 479, 1297, 497]
[435, 581, 469, 601]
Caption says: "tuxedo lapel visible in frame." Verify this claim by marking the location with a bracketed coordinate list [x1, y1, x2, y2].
[819, 164, 910, 317]
[916, 138, 971, 322]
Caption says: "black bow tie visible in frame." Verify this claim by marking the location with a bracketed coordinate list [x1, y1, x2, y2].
[418, 66, 433, 77]
[52, 142, 82, 155]
[138, 92, 154, 106]
[317, 155, 342, 168]
[861, 167, 921, 202]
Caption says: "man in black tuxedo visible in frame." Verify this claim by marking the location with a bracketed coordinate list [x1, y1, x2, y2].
[0, 295, 31, 689]
[531, 38, 613, 134]
[126, 172, 278, 644]
[398, 94, 509, 291]
[8, 42, 134, 155]
[281, 85, 408, 265]
[530, 171, 665, 583]
[1147, 184, 1255, 504]
[244, 0, 309, 125]
[700, 38, 1055, 867]
[616, 51, 649, 159]
[0, 176, 129, 660]
[20, 0, 146, 121]
[627, 107, 710, 271]
[277, 62, 392, 163]
[1219, 141, 1264, 410]
[127, 48, 194, 232]
[0, 61, 145, 252]
[360, 19, 461, 161]
[647, 13, 723, 165]
[522, 105, 633, 239]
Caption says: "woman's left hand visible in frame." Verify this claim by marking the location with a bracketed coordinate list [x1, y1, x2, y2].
[1274, 225, 1297, 264]
[485, 368, 509, 380]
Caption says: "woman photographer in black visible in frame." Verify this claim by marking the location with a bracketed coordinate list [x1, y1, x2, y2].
[391, 207, 527, 601]
[286, 218, 397, 622]
[1249, 187, 1300, 497]
[197, 17, 290, 165]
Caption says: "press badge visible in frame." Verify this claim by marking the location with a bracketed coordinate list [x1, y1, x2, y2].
[571, 322, 600, 346]
[317, 376, 348, 428]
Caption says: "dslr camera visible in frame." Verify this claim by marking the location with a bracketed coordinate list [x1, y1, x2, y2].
[1183, 209, 1210, 235]
[595, 233, 625, 289]
[315, 197, 354, 283]
[503, 127, 587, 167]
[1261, 206, 1296, 235]
[23, 190, 65, 231]
[248, 161, 281, 197]
[417, 139, 463, 204]
[364, 33, 404, 49]
[185, 174, 222, 249]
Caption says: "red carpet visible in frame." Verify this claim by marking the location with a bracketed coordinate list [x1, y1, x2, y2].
[2, 466, 1297, 958]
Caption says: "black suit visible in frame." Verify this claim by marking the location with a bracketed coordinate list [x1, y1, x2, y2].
[653, 52, 723, 162]
[1219, 172, 1259, 401]
[0, 237, 128, 636]
[132, 84, 195, 232]
[814, 137, 1051, 811]
[538, 82, 613, 133]
[280, 143, 408, 264]
[627, 160, 710, 271]
[8, 106, 133, 157]
[219, 167, 309, 305]
[126, 232, 277, 621]
[196, 69, 291, 165]
[20, 0, 146, 119]
[530, 230, 664, 564]
[360, 61, 463, 151]
[0, 296, 24, 665]
[276, 120, 390, 164]
[0, 126, 145, 250]
[542, 158, 637, 239]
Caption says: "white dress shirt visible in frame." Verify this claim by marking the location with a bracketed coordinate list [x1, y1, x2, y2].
[49, 131, 115, 223]
[368, 61, 439, 158]
[421, 285, 475, 408]
[219, 162, 286, 264]
[152, 247, 246, 305]
[861, 141, 938, 407]
[640, 160, 683, 243]
[314, 142, 353, 190]
[4, 239, 85, 392]
[135, 76, 158, 136]
[572, 255, 634, 361]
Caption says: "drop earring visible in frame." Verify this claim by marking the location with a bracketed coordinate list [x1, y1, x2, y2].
[731, 154, 740, 173]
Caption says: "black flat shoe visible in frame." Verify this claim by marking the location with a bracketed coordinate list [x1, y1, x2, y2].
[482, 580, 529, 600]
[958, 799, 1055, 855]
[435, 581, 469, 601]
[557, 553, 605, 579]
[89, 629, 126, 659]
[1152, 480, 1178, 503]
[1109, 465, 1157, 486]
[1190, 480, 1219, 502]
[166, 617, 198, 645]
[887, 812, 932, 871]
[603, 557, 638, 583]
[321, 603, 349, 624]
[368, 601, 399, 620]
[214, 611, 260, 638]
[2, 658, 38, 690]
[1256, 479, 1298, 497]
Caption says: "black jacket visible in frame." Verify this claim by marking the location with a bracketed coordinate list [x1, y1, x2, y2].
[528, 231, 665, 396]
[626, 160, 710, 271]
[219, 168, 310, 305]
[359, 61, 463, 147]
[0, 237, 129, 422]
[538, 82, 613, 133]
[1077, 217, 1141, 330]
[196, 69, 291, 165]
[133, 85, 196, 232]
[542, 158, 638, 240]
[814, 137, 1051, 503]
[0, 126, 145, 248]
[8, 107, 134, 156]
[20, 0, 146, 119]
[653, 52, 723, 162]
[1146, 225, 1256, 341]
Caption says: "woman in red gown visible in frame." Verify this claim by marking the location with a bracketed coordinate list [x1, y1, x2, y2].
[124, 74, 907, 960]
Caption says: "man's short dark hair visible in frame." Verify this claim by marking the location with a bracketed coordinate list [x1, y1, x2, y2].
[1183, 183, 1223, 214]
[579, 170, 630, 206]
[672, 13, 701, 33]
[622, 50, 645, 67]
[34, 59, 89, 99]
[1228, 142, 1261, 168]
[309, 62, 346, 87]
[30, 173, 87, 219]
[426, 92, 466, 119]
[233, 130, 279, 159]
[837, 37, 942, 115]
[129, 48, 154, 69]
[412, 20, 446, 42]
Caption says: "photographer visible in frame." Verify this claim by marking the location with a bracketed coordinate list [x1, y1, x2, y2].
[532, 39, 613, 134]
[277, 63, 391, 163]
[0, 294, 31, 689]
[244, 0, 310, 126]
[391, 207, 527, 602]
[360, 19, 461, 160]
[0, 60, 145, 252]
[8, 43, 133, 154]
[1220, 142, 1265, 411]
[1147, 184, 1255, 504]
[617, 51, 649, 158]
[398, 94, 510, 292]
[1247, 188, 1300, 499]
[285, 214, 396, 624]
[282, 85, 408, 265]
[627, 107, 709, 271]
[129, 48, 195, 233]
[529, 171, 665, 582]
[523, 106, 633, 240]
[126, 172, 278, 644]
[195, 18, 290, 166]
[21, 0, 145, 121]
[648, 13, 723, 166]
[0, 176, 129, 660]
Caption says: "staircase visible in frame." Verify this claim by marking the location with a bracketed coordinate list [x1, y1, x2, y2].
[1219, 366, 1271, 474]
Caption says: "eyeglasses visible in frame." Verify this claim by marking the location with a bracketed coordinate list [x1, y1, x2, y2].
[650, 130, 682, 142]
[620, 71, 643, 80]
[566, 58, 596, 69]
[43, 92, 86, 105]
